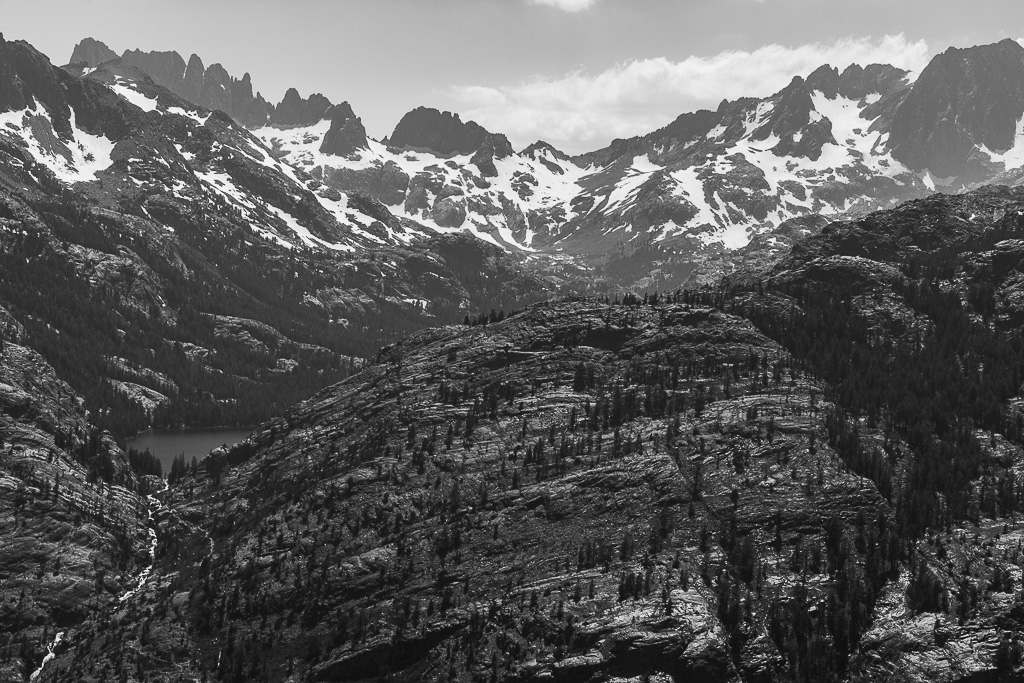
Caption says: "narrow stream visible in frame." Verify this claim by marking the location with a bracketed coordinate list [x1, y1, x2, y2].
[118, 481, 167, 604]
[29, 480, 167, 680]
[28, 632, 63, 682]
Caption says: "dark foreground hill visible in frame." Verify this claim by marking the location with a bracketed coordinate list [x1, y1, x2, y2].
[15, 186, 1024, 682]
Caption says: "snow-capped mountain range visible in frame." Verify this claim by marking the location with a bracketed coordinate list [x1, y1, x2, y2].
[14, 35, 1024, 289]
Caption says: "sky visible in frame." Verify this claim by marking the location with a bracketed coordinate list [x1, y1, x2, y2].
[2, 0, 1023, 153]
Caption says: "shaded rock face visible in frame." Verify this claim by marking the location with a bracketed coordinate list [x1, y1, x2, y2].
[272, 87, 333, 127]
[890, 39, 1024, 178]
[747, 75, 838, 161]
[319, 102, 368, 156]
[322, 161, 409, 204]
[0, 34, 70, 122]
[471, 132, 514, 177]
[431, 195, 467, 226]
[67, 37, 117, 66]
[0, 34, 133, 141]
[120, 48, 187, 93]
[388, 106, 491, 155]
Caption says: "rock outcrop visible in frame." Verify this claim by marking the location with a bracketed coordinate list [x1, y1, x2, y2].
[319, 102, 368, 156]
[388, 106, 491, 156]
[272, 88, 333, 127]
[470, 132, 513, 177]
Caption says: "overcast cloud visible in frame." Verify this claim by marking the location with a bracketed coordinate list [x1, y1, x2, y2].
[452, 34, 931, 154]
[529, 0, 598, 11]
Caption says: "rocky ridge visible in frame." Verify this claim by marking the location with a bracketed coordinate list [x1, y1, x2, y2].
[67, 38, 335, 129]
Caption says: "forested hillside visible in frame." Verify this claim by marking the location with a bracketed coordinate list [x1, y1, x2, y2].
[26, 186, 1024, 682]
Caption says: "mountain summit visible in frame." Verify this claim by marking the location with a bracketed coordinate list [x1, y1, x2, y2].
[889, 38, 1024, 180]
[68, 36, 117, 65]
[387, 106, 492, 155]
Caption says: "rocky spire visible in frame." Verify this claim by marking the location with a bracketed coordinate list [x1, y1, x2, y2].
[319, 102, 368, 156]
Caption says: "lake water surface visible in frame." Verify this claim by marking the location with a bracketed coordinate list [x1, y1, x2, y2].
[125, 428, 253, 473]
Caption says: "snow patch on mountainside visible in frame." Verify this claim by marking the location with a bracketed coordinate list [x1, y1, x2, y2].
[166, 106, 210, 125]
[264, 204, 355, 252]
[606, 155, 661, 211]
[668, 166, 715, 229]
[246, 74, 932, 257]
[0, 101, 116, 183]
[980, 114, 1024, 170]
[68, 120, 117, 180]
[576, 88, 922, 251]
[254, 121, 592, 250]
[109, 81, 159, 112]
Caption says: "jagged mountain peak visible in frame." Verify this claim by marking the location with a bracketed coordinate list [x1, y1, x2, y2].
[72, 41, 275, 127]
[889, 39, 1024, 179]
[330, 100, 357, 122]
[319, 100, 367, 156]
[0, 33, 128, 140]
[521, 139, 570, 161]
[272, 87, 333, 127]
[387, 106, 491, 156]
[185, 52, 204, 71]
[119, 48, 188, 89]
[805, 63, 840, 91]
[469, 132, 513, 177]
[68, 37, 118, 66]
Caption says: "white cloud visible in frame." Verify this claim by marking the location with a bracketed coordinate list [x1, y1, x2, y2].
[450, 34, 931, 154]
[528, 0, 597, 11]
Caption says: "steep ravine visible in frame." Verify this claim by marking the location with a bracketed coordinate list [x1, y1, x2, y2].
[24, 480, 168, 682]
